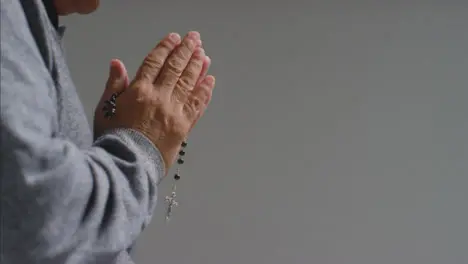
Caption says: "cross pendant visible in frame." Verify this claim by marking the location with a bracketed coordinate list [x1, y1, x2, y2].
[164, 184, 178, 222]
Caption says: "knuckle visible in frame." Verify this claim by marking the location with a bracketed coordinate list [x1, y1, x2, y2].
[133, 83, 150, 99]
[189, 58, 203, 72]
[200, 82, 214, 96]
[166, 57, 184, 75]
[177, 77, 192, 91]
[184, 96, 204, 120]
[172, 87, 189, 103]
[197, 83, 210, 94]
[176, 49, 191, 62]
[182, 38, 196, 51]
[190, 96, 202, 109]
[158, 72, 176, 87]
[178, 41, 194, 59]
[143, 55, 165, 71]
[178, 60, 202, 85]
[184, 102, 198, 117]
[158, 38, 174, 50]
[147, 42, 172, 63]
[197, 88, 211, 104]
[181, 69, 197, 83]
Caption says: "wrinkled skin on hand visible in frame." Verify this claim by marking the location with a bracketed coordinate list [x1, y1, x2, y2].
[94, 31, 215, 172]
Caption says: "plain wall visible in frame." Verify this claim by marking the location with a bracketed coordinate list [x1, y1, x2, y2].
[62, 1, 467, 263]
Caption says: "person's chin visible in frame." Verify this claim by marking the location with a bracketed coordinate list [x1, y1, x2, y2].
[77, 0, 100, 14]
[77, 9, 97, 14]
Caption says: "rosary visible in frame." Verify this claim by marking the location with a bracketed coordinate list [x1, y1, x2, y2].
[103, 93, 186, 222]
[164, 141, 186, 222]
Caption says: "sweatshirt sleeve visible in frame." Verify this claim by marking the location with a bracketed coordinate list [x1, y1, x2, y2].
[0, 1, 163, 262]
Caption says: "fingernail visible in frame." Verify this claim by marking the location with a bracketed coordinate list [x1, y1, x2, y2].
[188, 31, 200, 40]
[196, 39, 202, 47]
[169, 33, 181, 42]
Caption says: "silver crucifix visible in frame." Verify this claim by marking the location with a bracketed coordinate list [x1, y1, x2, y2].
[164, 184, 179, 222]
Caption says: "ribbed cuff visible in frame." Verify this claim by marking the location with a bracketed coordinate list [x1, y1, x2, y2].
[104, 128, 165, 184]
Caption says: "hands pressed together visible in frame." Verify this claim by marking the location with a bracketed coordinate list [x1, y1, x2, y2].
[94, 31, 215, 172]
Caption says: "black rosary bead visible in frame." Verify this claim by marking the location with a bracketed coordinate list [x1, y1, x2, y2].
[165, 139, 187, 221]
[102, 93, 118, 119]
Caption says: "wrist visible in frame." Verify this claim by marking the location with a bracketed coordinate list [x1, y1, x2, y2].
[99, 128, 166, 180]
[135, 129, 183, 175]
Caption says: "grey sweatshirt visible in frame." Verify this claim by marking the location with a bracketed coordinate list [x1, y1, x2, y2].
[0, 1, 164, 263]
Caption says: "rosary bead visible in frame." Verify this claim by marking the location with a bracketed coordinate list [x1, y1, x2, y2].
[102, 93, 119, 119]
[166, 141, 188, 222]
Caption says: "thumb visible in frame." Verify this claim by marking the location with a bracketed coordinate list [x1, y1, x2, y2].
[105, 59, 129, 94]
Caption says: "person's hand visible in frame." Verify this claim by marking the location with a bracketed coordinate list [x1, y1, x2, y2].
[94, 31, 215, 171]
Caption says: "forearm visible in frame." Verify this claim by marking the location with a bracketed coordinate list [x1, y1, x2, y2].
[1, 126, 163, 261]
[0, 2, 163, 259]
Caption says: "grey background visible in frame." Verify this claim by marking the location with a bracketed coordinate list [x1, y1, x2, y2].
[62, 1, 468, 263]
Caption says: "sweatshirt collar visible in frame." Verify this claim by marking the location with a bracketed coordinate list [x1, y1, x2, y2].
[42, 0, 66, 38]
